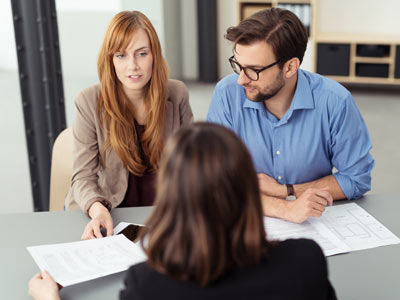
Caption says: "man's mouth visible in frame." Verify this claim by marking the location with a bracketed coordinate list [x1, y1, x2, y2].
[244, 86, 257, 92]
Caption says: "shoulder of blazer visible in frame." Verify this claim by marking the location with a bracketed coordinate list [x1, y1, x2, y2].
[74, 84, 101, 112]
[167, 79, 189, 105]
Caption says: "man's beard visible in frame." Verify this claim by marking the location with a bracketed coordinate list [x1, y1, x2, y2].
[244, 73, 285, 102]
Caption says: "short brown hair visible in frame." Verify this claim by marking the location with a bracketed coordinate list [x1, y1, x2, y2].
[225, 8, 307, 67]
[141, 122, 271, 286]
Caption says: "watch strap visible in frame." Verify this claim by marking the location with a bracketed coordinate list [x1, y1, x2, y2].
[286, 184, 295, 197]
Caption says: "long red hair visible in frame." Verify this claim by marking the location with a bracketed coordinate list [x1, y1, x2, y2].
[97, 11, 169, 175]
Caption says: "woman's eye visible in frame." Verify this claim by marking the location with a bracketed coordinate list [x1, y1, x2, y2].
[115, 54, 124, 58]
[137, 52, 148, 57]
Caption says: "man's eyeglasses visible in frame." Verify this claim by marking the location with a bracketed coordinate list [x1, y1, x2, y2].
[228, 55, 280, 81]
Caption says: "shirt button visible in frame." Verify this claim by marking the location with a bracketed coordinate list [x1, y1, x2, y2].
[276, 150, 280, 155]
[277, 176, 282, 180]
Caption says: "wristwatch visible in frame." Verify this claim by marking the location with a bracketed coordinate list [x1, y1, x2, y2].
[286, 184, 296, 201]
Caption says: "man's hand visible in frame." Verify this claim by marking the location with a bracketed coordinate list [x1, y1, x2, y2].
[81, 201, 113, 240]
[284, 187, 333, 223]
[257, 173, 286, 198]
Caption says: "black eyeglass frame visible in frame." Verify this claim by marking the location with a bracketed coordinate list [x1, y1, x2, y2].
[228, 55, 280, 81]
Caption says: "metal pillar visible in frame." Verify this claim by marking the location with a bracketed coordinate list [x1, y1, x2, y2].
[11, 0, 66, 211]
[197, 0, 218, 82]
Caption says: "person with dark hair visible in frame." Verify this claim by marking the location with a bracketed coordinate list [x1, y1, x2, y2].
[207, 8, 374, 223]
[28, 122, 336, 300]
[63, 11, 193, 239]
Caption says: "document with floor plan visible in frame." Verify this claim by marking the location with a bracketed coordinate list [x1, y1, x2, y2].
[264, 203, 400, 256]
[27, 234, 146, 287]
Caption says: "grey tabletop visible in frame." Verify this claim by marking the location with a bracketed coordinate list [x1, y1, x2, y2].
[1, 194, 399, 299]
[328, 194, 400, 300]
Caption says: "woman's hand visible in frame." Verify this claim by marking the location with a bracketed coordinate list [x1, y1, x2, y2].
[28, 271, 61, 300]
[81, 201, 114, 240]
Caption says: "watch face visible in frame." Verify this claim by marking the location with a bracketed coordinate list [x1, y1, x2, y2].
[285, 195, 297, 201]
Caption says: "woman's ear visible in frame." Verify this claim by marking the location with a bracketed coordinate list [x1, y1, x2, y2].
[283, 57, 300, 79]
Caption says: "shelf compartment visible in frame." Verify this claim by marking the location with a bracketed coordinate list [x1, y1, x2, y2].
[355, 63, 389, 78]
[356, 44, 390, 57]
[395, 46, 400, 79]
[316, 43, 350, 76]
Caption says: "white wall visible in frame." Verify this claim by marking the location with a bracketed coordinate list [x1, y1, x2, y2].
[181, 0, 198, 80]
[0, 1, 17, 70]
[56, 0, 120, 11]
[163, 0, 183, 79]
[57, 11, 117, 79]
[217, 0, 238, 79]
[317, 0, 400, 36]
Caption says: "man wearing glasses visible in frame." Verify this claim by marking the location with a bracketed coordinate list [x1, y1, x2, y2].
[207, 8, 374, 223]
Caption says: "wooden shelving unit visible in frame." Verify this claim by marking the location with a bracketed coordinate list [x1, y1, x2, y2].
[315, 33, 400, 85]
[236, 1, 400, 85]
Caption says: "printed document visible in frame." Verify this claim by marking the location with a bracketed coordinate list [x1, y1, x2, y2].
[27, 234, 146, 287]
[265, 203, 400, 256]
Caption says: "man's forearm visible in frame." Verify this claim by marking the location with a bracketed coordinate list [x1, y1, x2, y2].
[259, 174, 347, 201]
[292, 175, 346, 200]
[261, 174, 345, 200]
[260, 194, 290, 219]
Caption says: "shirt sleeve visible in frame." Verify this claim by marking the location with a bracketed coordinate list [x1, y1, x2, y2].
[206, 82, 234, 128]
[330, 93, 374, 199]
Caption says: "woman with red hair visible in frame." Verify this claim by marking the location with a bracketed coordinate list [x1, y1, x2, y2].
[64, 11, 193, 239]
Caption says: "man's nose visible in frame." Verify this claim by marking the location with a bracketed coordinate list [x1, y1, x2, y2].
[237, 69, 251, 86]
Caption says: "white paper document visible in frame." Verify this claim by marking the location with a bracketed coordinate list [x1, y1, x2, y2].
[264, 203, 400, 256]
[316, 203, 400, 251]
[27, 234, 146, 287]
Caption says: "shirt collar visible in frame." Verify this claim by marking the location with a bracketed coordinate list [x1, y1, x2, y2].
[291, 69, 314, 111]
[243, 98, 265, 110]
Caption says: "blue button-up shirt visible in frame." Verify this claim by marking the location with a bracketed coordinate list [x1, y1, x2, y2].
[207, 69, 374, 199]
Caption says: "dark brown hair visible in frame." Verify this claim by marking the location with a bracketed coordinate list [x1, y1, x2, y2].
[97, 11, 168, 176]
[141, 122, 271, 286]
[225, 7, 307, 68]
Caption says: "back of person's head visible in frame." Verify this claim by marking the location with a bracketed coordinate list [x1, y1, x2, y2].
[97, 10, 169, 176]
[225, 7, 307, 68]
[142, 122, 270, 286]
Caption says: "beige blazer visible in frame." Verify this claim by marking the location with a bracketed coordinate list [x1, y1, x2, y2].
[65, 79, 193, 213]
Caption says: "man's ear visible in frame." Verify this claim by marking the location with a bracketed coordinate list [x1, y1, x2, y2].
[283, 58, 300, 79]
